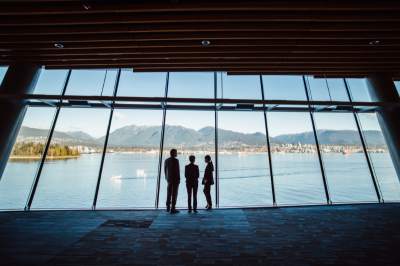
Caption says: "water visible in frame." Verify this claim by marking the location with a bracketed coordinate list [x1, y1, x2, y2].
[0, 153, 399, 210]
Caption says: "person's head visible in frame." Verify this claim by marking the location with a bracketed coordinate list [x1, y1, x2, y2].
[189, 155, 195, 163]
[170, 149, 177, 158]
[204, 155, 211, 163]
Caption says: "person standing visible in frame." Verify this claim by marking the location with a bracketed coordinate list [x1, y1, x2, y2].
[164, 149, 180, 214]
[185, 155, 199, 213]
[202, 155, 214, 210]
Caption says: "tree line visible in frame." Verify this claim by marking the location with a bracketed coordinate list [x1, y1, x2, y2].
[12, 142, 80, 157]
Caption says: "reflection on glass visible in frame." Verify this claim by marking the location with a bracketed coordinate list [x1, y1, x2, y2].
[0, 66, 8, 85]
[314, 113, 378, 202]
[97, 109, 163, 208]
[33, 69, 68, 95]
[65, 69, 117, 96]
[263, 75, 306, 101]
[306, 77, 349, 102]
[218, 111, 272, 207]
[31, 108, 110, 209]
[358, 113, 400, 201]
[0, 107, 56, 209]
[346, 78, 373, 102]
[218, 73, 261, 100]
[268, 112, 326, 205]
[160, 111, 215, 209]
[117, 70, 166, 97]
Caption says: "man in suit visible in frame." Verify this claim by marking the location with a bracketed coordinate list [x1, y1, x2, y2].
[185, 155, 199, 213]
[164, 149, 180, 214]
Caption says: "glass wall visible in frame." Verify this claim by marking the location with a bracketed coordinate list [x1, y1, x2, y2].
[160, 110, 215, 209]
[358, 113, 400, 201]
[0, 66, 8, 85]
[267, 112, 326, 205]
[31, 108, 110, 209]
[313, 113, 378, 203]
[218, 111, 273, 206]
[1, 70, 398, 210]
[0, 107, 56, 209]
[96, 109, 163, 208]
[394, 81, 400, 97]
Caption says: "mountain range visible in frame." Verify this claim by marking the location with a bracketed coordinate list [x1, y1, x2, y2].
[18, 125, 386, 147]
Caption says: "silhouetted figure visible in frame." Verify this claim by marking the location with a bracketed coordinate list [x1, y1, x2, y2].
[164, 149, 180, 214]
[202, 155, 214, 210]
[185, 155, 199, 213]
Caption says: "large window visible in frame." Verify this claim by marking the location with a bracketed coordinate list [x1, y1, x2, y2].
[358, 113, 400, 201]
[160, 110, 215, 209]
[313, 113, 378, 203]
[394, 81, 400, 97]
[0, 107, 56, 209]
[267, 112, 326, 205]
[218, 111, 273, 207]
[96, 109, 163, 208]
[31, 108, 110, 209]
[1, 70, 398, 210]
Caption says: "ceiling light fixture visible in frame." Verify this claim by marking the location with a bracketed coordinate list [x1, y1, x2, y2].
[54, 43, 64, 49]
[82, 3, 91, 10]
[201, 40, 211, 47]
[369, 40, 381, 45]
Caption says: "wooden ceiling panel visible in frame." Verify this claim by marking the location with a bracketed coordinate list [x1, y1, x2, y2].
[0, 0, 399, 76]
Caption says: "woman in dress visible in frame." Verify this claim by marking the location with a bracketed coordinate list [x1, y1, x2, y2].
[202, 155, 214, 210]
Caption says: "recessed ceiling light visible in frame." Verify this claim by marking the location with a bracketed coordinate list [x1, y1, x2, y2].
[82, 3, 91, 10]
[54, 43, 64, 48]
[369, 40, 381, 45]
[201, 40, 211, 47]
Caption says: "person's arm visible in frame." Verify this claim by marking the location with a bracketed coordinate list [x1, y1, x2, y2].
[185, 165, 188, 179]
[164, 159, 168, 179]
[195, 165, 199, 179]
[177, 160, 180, 179]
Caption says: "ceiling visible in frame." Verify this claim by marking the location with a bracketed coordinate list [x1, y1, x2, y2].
[1, 0, 400, 77]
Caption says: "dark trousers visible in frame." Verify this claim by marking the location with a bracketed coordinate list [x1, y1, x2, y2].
[203, 184, 212, 207]
[186, 182, 198, 210]
[166, 182, 179, 209]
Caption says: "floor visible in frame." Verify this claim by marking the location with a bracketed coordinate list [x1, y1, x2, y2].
[0, 204, 400, 265]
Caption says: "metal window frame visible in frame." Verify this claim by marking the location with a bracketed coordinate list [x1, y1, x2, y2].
[303, 76, 332, 205]
[92, 69, 121, 210]
[343, 78, 383, 203]
[7, 70, 392, 211]
[24, 69, 72, 211]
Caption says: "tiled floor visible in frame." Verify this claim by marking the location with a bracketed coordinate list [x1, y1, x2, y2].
[1, 204, 400, 265]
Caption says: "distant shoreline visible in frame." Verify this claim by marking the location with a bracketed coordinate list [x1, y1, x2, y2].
[10, 155, 80, 161]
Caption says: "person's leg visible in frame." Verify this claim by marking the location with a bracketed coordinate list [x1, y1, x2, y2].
[193, 182, 198, 211]
[171, 182, 179, 210]
[204, 184, 212, 208]
[186, 183, 192, 211]
[166, 182, 172, 211]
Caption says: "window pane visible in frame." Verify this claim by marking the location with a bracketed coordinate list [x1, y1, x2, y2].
[117, 70, 166, 97]
[168, 72, 214, 99]
[268, 112, 326, 205]
[346, 78, 373, 102]
[33, 69, 68, 95]
[358, 113, 400, 201]
[0, 107, 55, 209]
[263, 75, 306, 101]
[306, 76, 349, 102]
[394, 81, 400, 97]
[0, 66, 8, 85]
[313, 113, 378, 202]
[218, 111, 272, 207]
[65, 69, 117, 96]
[218, 73, 261, 100]
[160, 110, 215, 209]
[31, 108, 110, 209]
[97, 109, 163, 208]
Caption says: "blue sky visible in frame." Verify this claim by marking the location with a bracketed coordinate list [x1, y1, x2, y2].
[1, 67, 382, 137]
